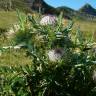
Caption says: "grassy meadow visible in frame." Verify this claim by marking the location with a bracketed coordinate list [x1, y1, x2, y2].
[0, 11, 31, 67]
[74, 19, 96, 40]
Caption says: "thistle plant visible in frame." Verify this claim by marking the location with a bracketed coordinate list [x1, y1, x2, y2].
[1, 11, 96, 96]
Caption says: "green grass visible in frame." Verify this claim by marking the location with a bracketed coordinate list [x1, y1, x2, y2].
[0, 11, 32, 67]
[72, 19, 96, 41]
[0, 36, 32, 67]
[74, 20, 96, 34]
[0, 11, 18, 29]
[0, 49, 32, 67]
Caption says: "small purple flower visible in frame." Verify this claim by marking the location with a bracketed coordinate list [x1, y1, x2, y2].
[40, 15, 57, 25]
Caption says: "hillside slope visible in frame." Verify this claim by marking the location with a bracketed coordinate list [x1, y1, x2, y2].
[79, 4, 96, 16]
[0, 0, 56, 13]
[0, 0, 32, 12]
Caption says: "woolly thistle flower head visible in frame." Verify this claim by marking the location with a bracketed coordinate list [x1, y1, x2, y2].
[47, 48, 64, 62]
[40, 15, 57, 25]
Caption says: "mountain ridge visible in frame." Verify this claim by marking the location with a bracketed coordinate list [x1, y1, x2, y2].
[0, 0, 96, 20]
[79, 3, 96, 16]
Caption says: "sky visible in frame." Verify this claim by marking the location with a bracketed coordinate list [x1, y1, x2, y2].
[44, 0, 96, 10]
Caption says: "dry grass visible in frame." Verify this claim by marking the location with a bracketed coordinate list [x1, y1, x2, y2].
[0, 11, 18, 29]
[74, 20, 96, 38]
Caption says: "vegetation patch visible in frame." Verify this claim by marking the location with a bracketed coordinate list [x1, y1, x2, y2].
[0, 12, 96, 96]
